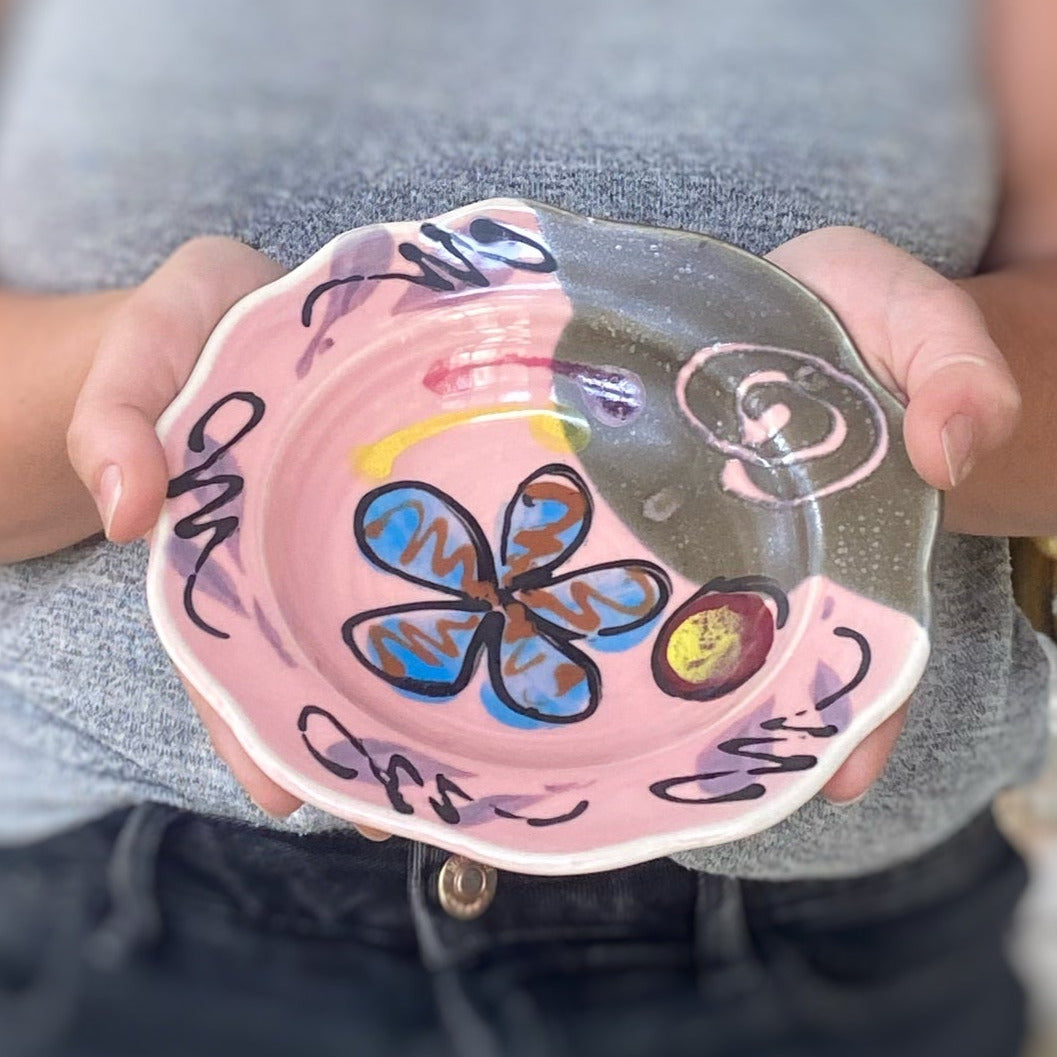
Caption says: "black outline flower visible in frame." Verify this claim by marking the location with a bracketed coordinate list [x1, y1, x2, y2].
[342, 463, 670, 724]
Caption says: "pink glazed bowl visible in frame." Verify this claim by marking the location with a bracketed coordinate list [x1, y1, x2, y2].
[146, 199, 938, 875]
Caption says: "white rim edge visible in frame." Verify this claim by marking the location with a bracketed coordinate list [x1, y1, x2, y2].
[144, 198, 937, 876]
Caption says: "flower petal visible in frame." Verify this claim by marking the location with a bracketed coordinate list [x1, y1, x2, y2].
[516, 560, 671, 639]
[343, 601, 495, 698]
[487, 614, 600, 723]
[500, 464, 592, 585]
[355, 482, 496, 597]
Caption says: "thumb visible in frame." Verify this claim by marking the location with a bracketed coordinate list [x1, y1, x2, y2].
[893, 282, 1021, 490]
[767, 227, 1021, 491]
[67, 238, 284, 542]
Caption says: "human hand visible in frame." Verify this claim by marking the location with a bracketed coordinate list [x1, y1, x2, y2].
[66, 237, 391, 831]
[765, 226, 1021, 803]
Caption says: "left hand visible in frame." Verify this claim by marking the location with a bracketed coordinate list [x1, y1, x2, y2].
[766, 226, 1021, 803]
[62, 237, 389, 836]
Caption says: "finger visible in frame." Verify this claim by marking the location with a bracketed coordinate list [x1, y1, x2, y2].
[895, 287, 1020, 490]
[767, 227, 1020, 490]
[354, 825, 393, 842]
[178, 672, 304, 819]
[67, 238, 285, 542]
[822, 700, 909, 804]
[192, 686, 391, 837]
[179, 673, 390, 836]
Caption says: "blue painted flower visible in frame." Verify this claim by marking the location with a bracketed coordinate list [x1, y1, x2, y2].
[342, 463, 670, 725]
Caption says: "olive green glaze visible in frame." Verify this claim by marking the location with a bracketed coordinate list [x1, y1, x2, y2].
[534, 202, 940, 620]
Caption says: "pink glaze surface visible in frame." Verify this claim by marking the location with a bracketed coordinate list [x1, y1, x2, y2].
[148, 199, 931, 875]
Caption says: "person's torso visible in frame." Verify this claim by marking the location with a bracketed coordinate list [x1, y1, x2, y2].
[0, 0, 1047, 876]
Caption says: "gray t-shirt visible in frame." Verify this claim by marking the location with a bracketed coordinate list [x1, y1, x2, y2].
[0, 0, 1048, 878]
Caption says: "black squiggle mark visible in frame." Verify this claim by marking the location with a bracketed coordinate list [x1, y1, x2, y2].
[649, 773, 766, 805]
[815, 627, 870, 712]
[713, 736, 817, 775]
[428, 774, 475, 825]
[167, 392, 265, 638]
[649, 624, 872, 807]
[492, 799, 591, 827]
[298, 705, 590, 828]
[298, 705, 422, 814]
[300, 218, 557, 328]
[760, 716, 839, 738]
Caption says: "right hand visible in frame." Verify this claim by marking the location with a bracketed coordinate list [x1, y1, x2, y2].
[766, 227, 1021, 804]
[67, 236, 389, 836]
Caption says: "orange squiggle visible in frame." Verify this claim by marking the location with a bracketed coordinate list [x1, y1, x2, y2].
[519, 569, 660, 633]
[368, 614, 482, 678]
[504, 479, 588, 580]
[364, 500, 486, 596]
[502, 639, 547, 678]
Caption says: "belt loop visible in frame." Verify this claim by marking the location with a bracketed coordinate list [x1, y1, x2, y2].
[407, 842, 504, 1057]
[693, 873, 759, 997]
[85, 802, 181, 970]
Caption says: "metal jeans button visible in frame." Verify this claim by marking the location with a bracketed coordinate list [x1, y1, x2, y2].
[437, 855, 497, 920]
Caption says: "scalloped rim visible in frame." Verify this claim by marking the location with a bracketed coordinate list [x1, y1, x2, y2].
[146, 197, 938, 876]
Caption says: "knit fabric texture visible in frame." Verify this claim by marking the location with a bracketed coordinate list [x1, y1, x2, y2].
[0, 0, 1048, 877]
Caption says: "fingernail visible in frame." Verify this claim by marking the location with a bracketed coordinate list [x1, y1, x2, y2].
[827, 790, 868, 807]
[940, 414, 975, 487]
[96, 464, 123, 539]
[355, 824, 392, 842]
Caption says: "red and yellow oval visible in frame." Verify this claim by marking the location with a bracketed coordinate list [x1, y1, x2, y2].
[651, 590, 774, 700]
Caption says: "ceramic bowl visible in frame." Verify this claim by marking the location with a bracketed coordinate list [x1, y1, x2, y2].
[147, 198, 938, 875]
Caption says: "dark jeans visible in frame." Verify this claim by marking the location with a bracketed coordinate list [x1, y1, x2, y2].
[0, 806, 1028, 1057]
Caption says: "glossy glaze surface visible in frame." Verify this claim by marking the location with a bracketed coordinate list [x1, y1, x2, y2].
[147, 199, 937, 874]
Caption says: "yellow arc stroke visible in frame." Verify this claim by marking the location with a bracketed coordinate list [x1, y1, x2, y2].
[351, 403, 592, 480]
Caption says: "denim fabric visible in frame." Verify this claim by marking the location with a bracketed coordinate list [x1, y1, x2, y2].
[0, 807, 1027, 1057]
